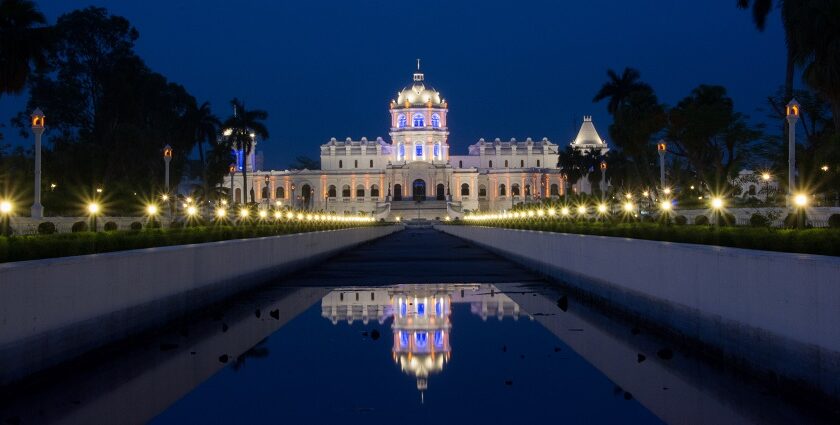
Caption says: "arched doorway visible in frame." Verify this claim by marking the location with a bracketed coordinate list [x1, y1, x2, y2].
[394, 184, 403, 201]
[301, 184, 312, 209]
[413, 179, 426, 201]
[436, 184, 445, 200]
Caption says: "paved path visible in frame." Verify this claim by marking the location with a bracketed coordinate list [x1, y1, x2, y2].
[285, 226, 544, 286]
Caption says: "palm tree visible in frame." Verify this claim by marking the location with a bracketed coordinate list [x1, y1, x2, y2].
[592, 68, 651, 116]
[185, 101, 220, 204]
[0, 0, 51, 96]
[736, 0, 797, 103]
[222, 98, 268, 204]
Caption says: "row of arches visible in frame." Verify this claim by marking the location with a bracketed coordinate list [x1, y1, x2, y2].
[397, 113, 441, 129]
[327, 184, 381, 198]
[487, 159, 541, 168]
[495, 183, 560, 197]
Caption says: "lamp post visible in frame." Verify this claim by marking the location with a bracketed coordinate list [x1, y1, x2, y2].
[163, 145, 173, 194]
[30, 109, 45, 219]
[786, 100, 800, 208]
[0, 200, 12, 236]
[87, 202, 100, 232]
[264, 175, 270, 208]
[291, 184, 296, 209]
[599, 160, 607, 194]
[657, 141, 667, 190]
[229, 164, 236, 204]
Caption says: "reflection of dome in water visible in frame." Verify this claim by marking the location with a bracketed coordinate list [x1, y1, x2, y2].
[394, 352, 449, 391]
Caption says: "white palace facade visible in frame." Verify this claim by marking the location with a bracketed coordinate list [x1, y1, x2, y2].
[224, 66, 607, 219]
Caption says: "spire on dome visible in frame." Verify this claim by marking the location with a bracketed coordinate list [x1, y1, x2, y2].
[413, 58, 424, 82]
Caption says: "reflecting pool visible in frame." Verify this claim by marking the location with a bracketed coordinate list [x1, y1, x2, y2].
[2, 281, 834, 425]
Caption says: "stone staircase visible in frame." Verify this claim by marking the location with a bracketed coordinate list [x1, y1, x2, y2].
[388, 200, 449, 220]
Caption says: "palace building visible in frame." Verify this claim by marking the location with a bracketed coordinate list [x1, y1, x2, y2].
[224, 65, 607, 219]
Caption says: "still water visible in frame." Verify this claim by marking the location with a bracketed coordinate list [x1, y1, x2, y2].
[2, 281, 832, 425]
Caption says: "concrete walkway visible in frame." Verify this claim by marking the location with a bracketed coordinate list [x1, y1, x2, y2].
[285, 226, 544, 286]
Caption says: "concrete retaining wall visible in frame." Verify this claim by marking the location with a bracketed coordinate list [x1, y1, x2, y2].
[437, 225, 840, 398]
[0, 225, 401, 385]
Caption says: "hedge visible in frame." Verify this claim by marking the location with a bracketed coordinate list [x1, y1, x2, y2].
[0, 222, 380, 263]
[451, 220, 840, 257]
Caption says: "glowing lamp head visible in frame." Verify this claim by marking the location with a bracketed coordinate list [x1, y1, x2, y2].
[625, 193, 632, 200]
[560, 207, 570, 216]
[185, 197, 193, 204]
[660, 201, 672, 211]
[216, 208, 227, 218]
[711, 197, 724, 209]
[87, 203, 100, 214]
[623, 202, 634, 212]
[0, 200, 12, 214]
[597, 204, 608, 213]
[146, 204, 159, 216]
[794, 193, 808, 207]
[161, 194, 169, 201]
[163, 144, 172, 159]
[761, 172, 771, 181]
[273, 211, 282, 219]
[275, 201, 282, 207]
[599, 161, 607, 171]
[239, 209, 249, 218]
[259, 210, 268, 219]
[577, 205, 587, 215]
[221, 199, 228, 206]
[223, 128, 233, 137]
[786, 99, 801, 118]
[395, 216, 401, 222]
[30, 108, 45, 128]
[186, 206, 197, 216]
[229, 164, 236, 174]
[657, 142, 666, 152]
[821, 165, 829, 172]
[642, 191, 649, 197]
[663, 187, 672, 195]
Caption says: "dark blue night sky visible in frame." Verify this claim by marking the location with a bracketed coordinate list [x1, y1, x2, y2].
[1, 0, 786, 169]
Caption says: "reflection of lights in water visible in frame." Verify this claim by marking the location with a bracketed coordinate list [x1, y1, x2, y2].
[320, 284, 521, 394]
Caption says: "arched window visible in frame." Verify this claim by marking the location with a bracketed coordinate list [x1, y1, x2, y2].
[434, 143, 440, 158]
[459, 160, 463, 168]
[356, 185, 365, 197]
[397, 114, 407, 128]
[235, 188, 242, 203]
[520, 160, 524, 167]
[499, 184, 507, 196]
[504, 160, 509, 167]
[537, 159, 541, 167]
[431, 113, 440, 128]
[412, 113, 425, 127]
[371, 184, 380, 197]
[524, 184, 531, 196]
[339, 160, 343, 168]
[415, 144, 423, 158]
[461, 183, 470, 196]
[512, 184, 520, 196]
[550, 184, 559, 196]
[342, 185, 351, 197]
[261, 186, 269, 199]
[328, 185, 337, 198]
[370, 159, 374, 168]
[354, 160, 358, 168]
[489, 160, 493, 168]
[276, 186, 285, 199]
[479, 185, 487, 198]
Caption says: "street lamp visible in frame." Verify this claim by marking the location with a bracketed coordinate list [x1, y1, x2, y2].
[786, 99, 800, 207]
[0, 200, 12, 236]
[229, 164, 236, 204]
[264, 175, 270, 207]
[163, 145, 173, 193]
[657, 141, 667, 190]
[793, 192, 808, 228]
[31, 109, 45, 218]
[599, 161, 607, 194]
[711, 197, 724, 226]
[87, 202, 101, 232]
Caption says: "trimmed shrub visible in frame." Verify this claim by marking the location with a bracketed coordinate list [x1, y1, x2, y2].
[674, 215, 687, 226]
[720, 212, 737, 226]
[103, 221, 118, 232]
[829, 214, 840, 228]
[694, 215, 709, 225]
[169, 221, 184, 229]
[71, 221, 88, 232]
[130, 221, 143, 231]
[750, 213, 770, 228]
[37, 221, 57, 235]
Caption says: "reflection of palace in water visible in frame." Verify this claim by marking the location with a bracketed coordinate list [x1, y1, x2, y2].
[321, 284, 521, 392]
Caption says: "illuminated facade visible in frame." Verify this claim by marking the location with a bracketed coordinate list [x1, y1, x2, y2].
[223, 64, 569, 219]
[320, 284, 521, 392]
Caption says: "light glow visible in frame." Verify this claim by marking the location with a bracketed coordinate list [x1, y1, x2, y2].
[0, 200, 12, 215]
[623, 202, 634, 212]
[794, 193, 808, 207]
[87, 203, 100, 214]
[186, 206, 197, 216]
[711, 197, 724, 210]
[216, 208, 227, 218]
[146, 204, 159, 216]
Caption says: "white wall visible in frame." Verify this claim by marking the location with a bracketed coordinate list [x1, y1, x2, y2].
[437, 225, 840, 398]
[0, 225, 401, 385]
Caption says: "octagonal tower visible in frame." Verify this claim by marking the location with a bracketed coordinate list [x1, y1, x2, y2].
[389, 62, 449, 164]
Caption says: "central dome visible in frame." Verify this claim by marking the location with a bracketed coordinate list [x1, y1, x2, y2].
[393, 69, 445, 108]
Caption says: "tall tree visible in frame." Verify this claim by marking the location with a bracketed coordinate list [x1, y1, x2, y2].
[184, 101, 220, 203]
[592, 68, 651, 116]
[667, 85, 762, 191]
[793, 0, 840, 132]
[222, 98, 268, 204]
[736, 0, 796, 102]
[0, 0, 51, 96]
